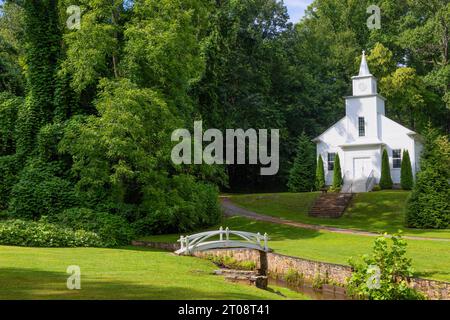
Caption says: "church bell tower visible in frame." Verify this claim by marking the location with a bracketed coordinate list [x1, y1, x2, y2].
[351, 51, 378, 96]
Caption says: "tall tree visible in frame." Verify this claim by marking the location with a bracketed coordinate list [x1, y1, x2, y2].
[315, 155, 325, 190]
[287, 133, 316, 192]
[400, 150, 413, 190]
[0, 1, 25, 95]
[406, 129, 450, 229]
[15, 0, 61, 156]
[332, 153, 342, 190]
[380, 149, 393, 189]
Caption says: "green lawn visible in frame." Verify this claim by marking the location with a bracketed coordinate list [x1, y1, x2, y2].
[228, 191, 450, 239]
[0, 245, 307, 300]
[141, 217, 450, 282]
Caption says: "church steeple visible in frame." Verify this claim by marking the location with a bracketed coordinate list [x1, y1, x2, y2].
[358, 50, 371, 76]
[352, 50, 377, 96]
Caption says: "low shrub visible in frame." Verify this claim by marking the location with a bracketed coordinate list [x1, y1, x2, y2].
[207, 255, 256, 271]
[0, 219, 102, 247]
[49, 208, 135, 247]
[284, 269, 304, 287]
[312, 273, 328, 289]
[347, 233, 424, 300]
[372, 184, 381, 192]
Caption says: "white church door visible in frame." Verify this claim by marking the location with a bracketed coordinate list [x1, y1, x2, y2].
[353, 157, 371, 180]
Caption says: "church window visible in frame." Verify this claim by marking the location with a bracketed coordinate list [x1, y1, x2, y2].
[358, 117, 365, 137]
[328, 153, 336, 171]
[393, 149, 401, 169]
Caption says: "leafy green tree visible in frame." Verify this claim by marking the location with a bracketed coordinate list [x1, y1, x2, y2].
[348, 234, 424, 300]
[406, 129, 450, 229]
[195, 0, 290, 190]
[380, 149, 393, 189]
[400, 150, 414, 190]
[315, 155, 325, 190]
[398, 0, 450, 132]
[0, 92, 22, 155]
[287, 133, 316, 192]
[59, 79, 221, 234]
[332, 153, 342, 189]
[15, 0, 62, 156]
[0, 1, 25, 95]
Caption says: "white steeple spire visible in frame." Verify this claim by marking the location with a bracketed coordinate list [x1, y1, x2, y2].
[358, 50, 371, 76]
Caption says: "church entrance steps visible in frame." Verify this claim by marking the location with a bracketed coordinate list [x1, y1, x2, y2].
[308, 193, 354, 218]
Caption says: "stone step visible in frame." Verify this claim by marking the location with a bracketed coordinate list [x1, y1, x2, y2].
[308, 192, 353, 218]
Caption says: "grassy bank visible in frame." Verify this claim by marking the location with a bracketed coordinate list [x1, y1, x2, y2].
[228, 192, 450, 239]
[0, 245, 307, 300]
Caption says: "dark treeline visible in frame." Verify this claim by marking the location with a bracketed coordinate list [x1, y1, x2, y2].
[0, 0, 449, 235]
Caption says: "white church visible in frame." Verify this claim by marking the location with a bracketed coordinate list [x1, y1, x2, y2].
[313, 51, 423, 193]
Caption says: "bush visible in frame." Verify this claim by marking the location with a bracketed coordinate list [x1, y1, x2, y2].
[332, 153, 342, 189]
[347, 234, 424, 300]
[372, 184, 381, 192]
[287, 133, 316, 192]
[134, 176, 221, 235]
[207, 255, 256, 271]
[379, 149, 393, 189]
[401, 150, 414, 190]
[315, 156, 325, 190]
[285, 269, 304, 287]
[50, 208, 135, 247]
[8, 159, 77, 220]
[0, 219, 103, 247]
[406, 132, 450, 229]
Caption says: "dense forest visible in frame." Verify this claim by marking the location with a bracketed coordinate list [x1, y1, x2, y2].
[0, 0, 449, 239]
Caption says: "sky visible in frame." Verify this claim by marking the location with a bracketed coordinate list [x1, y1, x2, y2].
[284, 0, 314, 23]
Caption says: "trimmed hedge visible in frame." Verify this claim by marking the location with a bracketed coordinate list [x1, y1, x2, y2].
[0, 219, 102, 247]
[332, 153, 342, 189]
[315, 155, 325, 190]
[380, 149, 393, 189]
[400, 150, 413, 190]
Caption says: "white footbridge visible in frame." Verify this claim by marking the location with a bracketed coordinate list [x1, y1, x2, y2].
[175, 227, 270, 255]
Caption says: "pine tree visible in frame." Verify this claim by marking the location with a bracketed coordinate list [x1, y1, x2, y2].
[380, 149, 393, 189]
[287, 134, 316, 192]
[332, 153, 342, 189]
[315, 155, 325, 190]
[400, 150, 413, 190]
[406, 132, 450, 229]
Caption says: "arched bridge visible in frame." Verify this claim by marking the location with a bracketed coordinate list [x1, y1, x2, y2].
[174, 227, 270, 255]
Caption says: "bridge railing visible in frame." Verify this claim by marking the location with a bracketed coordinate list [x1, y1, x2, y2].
[176, 227, 269, 255]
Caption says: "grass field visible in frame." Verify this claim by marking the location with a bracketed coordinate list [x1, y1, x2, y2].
[0, 245, 308, 300]
[228, 191, 450, 239]
[142, 217, 450, 282]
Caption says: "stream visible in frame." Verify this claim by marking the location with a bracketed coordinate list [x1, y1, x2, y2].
[268, 278, 351, 300]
